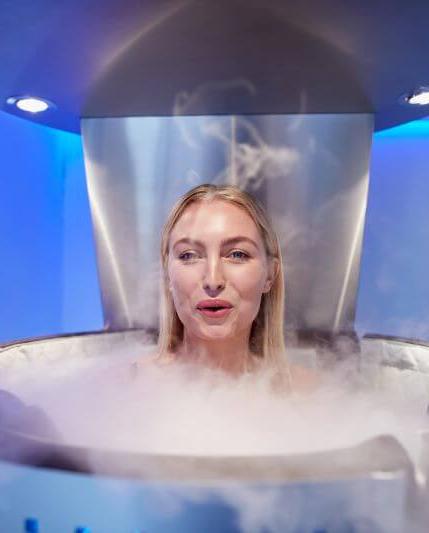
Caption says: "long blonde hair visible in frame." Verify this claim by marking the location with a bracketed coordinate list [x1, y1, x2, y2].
[157, 183, 289, 380]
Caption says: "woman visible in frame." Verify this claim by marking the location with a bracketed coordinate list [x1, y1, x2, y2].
[138, 183, 319, 393]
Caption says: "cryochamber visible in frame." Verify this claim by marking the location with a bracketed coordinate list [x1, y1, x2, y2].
[2, 1, 429, 532]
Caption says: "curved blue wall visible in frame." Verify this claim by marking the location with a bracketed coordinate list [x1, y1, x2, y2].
[356, 118, 429, 341]
[0, 112, 103, 343]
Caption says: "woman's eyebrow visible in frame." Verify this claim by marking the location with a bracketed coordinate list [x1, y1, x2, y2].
[173, 236, 259, 249]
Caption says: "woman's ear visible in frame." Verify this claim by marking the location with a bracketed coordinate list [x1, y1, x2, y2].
[263, 257, 279, 293]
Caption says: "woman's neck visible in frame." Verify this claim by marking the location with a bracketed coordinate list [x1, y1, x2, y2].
[176, 333, 256, 376]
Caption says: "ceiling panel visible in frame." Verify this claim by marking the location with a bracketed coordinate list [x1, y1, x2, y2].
[1, 0, 428, 132]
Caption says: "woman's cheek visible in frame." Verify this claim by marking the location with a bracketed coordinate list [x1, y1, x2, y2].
[229, 265, 266, 294]
[171, 266, 201, 304]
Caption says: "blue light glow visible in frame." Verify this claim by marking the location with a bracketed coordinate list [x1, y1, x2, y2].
[376, 116, 429, 138]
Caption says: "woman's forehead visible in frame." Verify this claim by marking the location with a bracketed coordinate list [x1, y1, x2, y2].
[170, 200, 262, 242]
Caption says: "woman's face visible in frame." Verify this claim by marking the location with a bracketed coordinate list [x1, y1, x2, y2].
[167, 200, 277, 343]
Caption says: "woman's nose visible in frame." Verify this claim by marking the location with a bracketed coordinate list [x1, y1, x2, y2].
[203, 257, 225, 292]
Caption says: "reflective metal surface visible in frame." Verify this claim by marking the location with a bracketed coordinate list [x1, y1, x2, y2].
[82, 113, 372, 335]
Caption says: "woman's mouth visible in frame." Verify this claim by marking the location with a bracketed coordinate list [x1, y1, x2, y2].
[196, 300, 233, 319]
[197, 307, 233, 318]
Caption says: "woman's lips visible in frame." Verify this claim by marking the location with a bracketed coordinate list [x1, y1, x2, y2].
[196, 299, 233, 319]
[197, 307, 233, 319]
[196, 299, 233, 309]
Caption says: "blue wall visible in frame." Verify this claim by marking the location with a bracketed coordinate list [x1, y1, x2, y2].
[356, 118, 429, 341]
[0, 110, 428, 343]
[0, 112, 103, 343]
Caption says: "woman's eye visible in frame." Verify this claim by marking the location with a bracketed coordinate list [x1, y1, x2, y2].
[179, 251, 198, 261]
[178, 250, 249, 261]
[229, 250, 249, 261]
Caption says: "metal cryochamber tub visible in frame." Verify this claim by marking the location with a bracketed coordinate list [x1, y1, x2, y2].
[1, 330, 428, 532]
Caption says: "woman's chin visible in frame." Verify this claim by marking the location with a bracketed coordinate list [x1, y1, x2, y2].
[197, 328, 236, 341]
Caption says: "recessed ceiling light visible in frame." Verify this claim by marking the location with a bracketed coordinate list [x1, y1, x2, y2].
[405, 88, 429, 106]
[6, 95, 54, 113]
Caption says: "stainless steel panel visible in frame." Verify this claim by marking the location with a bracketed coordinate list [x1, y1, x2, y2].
[81, 113, 373, 334]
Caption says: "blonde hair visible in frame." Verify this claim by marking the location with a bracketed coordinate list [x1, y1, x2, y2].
[157, 183, 290, 382]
